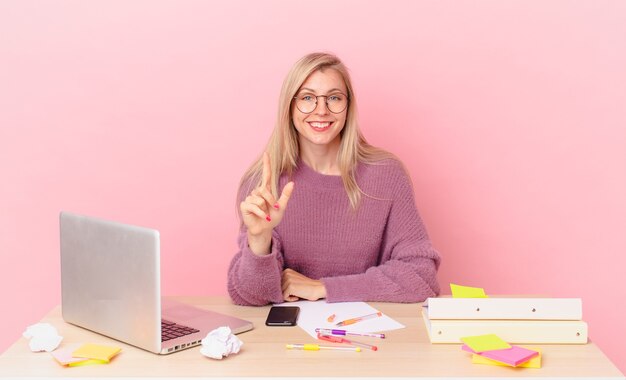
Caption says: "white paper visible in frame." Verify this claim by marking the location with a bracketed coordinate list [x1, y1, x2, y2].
[22, 323, 63, 352]
[200, 326, 243, 360]
[276, 300, 405, 339]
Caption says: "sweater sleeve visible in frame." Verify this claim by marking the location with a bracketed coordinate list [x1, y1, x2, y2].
[226, 229, 286, 306]
[320, 165, 441, 303]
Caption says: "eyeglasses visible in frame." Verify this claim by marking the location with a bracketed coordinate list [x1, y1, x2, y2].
[293, 92, 349, 114]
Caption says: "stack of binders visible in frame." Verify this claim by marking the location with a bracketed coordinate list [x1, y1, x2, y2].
[422, 297, 588, 344]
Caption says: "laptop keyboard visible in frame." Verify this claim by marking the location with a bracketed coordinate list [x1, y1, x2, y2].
[161, 319, 200, 342]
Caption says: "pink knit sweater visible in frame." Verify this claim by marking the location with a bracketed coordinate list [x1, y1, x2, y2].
[227, 158, 441, 305]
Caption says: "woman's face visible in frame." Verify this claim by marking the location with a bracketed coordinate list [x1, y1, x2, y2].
[291, 68, 348, 151]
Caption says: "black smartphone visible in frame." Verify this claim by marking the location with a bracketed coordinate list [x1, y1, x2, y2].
[265, 306, 300, 326]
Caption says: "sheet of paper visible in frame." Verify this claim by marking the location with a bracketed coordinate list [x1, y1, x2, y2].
[22, 322, 63, 352]
[276, 300, 405, 339]
[200, 326, 243, 360]
[460, 334, 510, 353]
[72, 343, 121, 362]
[450, 283, 488, 298]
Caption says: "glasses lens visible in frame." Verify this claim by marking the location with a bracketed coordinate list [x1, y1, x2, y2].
[296, 94, 316, 113]
[327, 93, 348, 113]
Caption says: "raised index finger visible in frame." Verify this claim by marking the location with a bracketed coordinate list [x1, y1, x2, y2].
[262, 152, 271, 189]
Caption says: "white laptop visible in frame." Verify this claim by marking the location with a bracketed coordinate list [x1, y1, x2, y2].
[60, 211, 253, 354]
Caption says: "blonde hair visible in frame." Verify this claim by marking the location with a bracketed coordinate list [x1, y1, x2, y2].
[239, 52, 394, 209]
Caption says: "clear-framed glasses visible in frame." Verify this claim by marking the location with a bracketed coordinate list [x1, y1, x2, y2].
[293, 92, 349, 114]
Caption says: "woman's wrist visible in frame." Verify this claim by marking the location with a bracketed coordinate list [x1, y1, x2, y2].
[247, 231, 272, 256]
[315, 281, 327, 300]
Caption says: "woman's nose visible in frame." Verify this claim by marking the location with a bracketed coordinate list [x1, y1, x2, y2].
[313, 97, 329, 115]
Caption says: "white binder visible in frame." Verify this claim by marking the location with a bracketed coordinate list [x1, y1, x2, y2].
[421, 308, 588, 344]
[425, 297, 582, 320]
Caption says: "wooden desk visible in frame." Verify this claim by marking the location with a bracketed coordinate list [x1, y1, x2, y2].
[0, 296, 622, 378]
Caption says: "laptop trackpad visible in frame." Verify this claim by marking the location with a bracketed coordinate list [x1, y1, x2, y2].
[161, 298, 254, 335]
[162, 299, 211, 320]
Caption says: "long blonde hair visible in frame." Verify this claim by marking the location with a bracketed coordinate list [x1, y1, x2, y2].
[239, 52, 394, 209]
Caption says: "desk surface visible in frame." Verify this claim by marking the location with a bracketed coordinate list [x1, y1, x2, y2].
[0, 296, 622, 379]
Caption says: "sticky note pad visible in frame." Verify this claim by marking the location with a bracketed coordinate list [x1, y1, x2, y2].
[450, 283, 488, 298]
[51, 345, 90, 366]
[460, 334, 510, 353]
[72, 343, 121, 362]
[472, 347, 542, 368]
[462, 344, 539, 366]
[68, 359, 108, 367]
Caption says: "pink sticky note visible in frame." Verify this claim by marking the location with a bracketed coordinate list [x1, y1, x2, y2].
[50, 345, 90, 366]
[462, 344, 539, 367]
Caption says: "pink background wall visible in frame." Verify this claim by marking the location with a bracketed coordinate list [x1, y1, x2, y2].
[1, 0, 624, 372]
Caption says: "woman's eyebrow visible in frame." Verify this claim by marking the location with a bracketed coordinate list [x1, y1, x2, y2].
[298, 87, 345, 94]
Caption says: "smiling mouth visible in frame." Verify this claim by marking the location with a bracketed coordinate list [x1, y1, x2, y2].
[308, 121, 333, 131]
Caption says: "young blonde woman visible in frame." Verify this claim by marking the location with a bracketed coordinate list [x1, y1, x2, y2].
[227, 52, 441, 305]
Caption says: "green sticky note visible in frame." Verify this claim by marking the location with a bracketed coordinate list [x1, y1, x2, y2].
[461, 334, 511, 353]
[450, 283, 488, 298]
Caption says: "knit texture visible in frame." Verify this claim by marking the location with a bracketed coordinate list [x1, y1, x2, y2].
[227, 158, 441, 305]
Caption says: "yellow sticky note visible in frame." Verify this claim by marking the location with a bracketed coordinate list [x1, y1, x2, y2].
[68, 359, 108, 367]
[472, 347, 542, 368]
[72, 343, 121, 363]
[450, 283, 488, 298]
[461, 334, 511, 353]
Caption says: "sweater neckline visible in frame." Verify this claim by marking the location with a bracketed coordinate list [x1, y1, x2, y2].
[294, 158, 344, 189]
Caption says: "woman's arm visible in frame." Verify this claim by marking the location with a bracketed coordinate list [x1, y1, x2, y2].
[227, 153, 295, 305]
[227, 230, 287, 306]
[320, 165, 441, 303]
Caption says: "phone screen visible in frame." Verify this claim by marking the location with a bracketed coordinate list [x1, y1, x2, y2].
[265, 306, 300, 326]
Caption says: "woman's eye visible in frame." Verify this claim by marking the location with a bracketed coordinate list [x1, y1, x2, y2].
[302, 95, 313, 101]
[329, 95, 342, 102]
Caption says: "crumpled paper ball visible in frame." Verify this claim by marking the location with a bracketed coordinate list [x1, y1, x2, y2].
[200, 326, 243, 360]
[22, 323, 63, 352]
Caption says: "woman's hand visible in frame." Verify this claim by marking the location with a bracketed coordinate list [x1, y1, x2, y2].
[240, 152, 294, 255]
[281, 268, 327, 302]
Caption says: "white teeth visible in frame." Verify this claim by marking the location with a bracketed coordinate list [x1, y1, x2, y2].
[310, 122, 330, 128]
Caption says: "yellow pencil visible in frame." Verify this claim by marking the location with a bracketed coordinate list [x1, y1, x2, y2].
[286, 344, 361, 352]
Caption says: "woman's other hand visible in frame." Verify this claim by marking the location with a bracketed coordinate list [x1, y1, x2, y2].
[281, 268, 327, 302]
